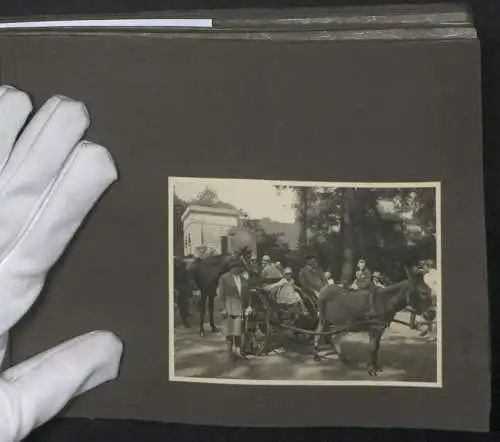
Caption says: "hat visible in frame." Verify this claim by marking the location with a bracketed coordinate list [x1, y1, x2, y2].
[283, 267, 293, 275]
[228, 258, 244, 269]
[262, 255, 271, 262]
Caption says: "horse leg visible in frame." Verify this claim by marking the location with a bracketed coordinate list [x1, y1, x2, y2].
[367, 328, 384, 376]
[409, 311, 418, 330]
[208, 293, 218, 333]
[226, 337, 234, 357]
[331, 332, 350, 364]
[178, 288, 190, 328]
[313, 320, 325, 361]
[199, 291, 207, 337]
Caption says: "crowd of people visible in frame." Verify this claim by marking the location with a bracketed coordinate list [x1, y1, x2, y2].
[174, 251, 438, 360]
[213, 254, 331, 361]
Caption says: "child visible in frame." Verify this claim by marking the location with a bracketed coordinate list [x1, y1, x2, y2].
[325, 271, 335, 285]
[372, 271, 387, 288]
[351, 259, 372, 290]
[271, 267, 308, 318]
[351, 258, 376, 318]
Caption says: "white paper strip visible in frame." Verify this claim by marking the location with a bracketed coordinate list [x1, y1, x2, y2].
[0, 18, 213, 29]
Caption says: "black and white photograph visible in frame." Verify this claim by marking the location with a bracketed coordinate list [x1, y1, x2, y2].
[169, 177, 441, 386]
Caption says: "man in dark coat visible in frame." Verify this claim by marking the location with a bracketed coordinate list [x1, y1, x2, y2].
[298, 253, 327, 303]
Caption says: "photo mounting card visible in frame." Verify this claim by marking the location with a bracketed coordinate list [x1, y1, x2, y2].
[169, 177, 442, 388]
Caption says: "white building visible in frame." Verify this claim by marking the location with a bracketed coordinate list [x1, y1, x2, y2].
[182, 205, 241, 257]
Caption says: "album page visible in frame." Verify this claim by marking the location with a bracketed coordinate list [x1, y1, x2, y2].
[0, 4, 489, 431]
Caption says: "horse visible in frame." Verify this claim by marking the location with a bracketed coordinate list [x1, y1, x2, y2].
[188, 248, 253, 337]
[173, 256, 195, 328]
[313, 266, 433, 376]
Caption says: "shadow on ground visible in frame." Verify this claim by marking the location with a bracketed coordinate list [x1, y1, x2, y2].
[173, 311, 437, 383]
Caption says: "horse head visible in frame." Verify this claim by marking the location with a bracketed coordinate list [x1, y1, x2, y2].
[403, 265, 433, 315]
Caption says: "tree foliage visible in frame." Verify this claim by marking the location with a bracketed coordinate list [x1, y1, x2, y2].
[240, 215, 290, 260]
[276, 185, 437, 282]
[173, 193, 188, 257]
[191, 186, 238, 210]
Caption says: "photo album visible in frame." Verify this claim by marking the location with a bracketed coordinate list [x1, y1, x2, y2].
[0, 3, 489, 433]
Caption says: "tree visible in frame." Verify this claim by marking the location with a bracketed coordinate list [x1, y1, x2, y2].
[240, 216, 289, 260]
[297, 187, 310, 248]
[339, 188, 356, 284]
[191, 186, 237, 210]
[275, 185, 318, 248]
[275, 185, 437, 283]
[192, 186, 218, 207]
[173, 193, 187, 256]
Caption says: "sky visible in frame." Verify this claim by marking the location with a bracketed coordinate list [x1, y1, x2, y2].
[173, 177, 296, 223]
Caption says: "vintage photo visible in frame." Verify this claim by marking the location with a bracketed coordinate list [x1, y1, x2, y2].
[169, 177, 441, 386]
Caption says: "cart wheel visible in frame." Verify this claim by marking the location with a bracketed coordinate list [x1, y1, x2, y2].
[298, 291, 317, 319]
[244, 309, 272, 356]
[306, 302, 318, 322]
[257, 309, 274, 355]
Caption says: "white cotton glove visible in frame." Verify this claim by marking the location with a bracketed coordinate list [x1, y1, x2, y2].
[0, 86, 123, 442]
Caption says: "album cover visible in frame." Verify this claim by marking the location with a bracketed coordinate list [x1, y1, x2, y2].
[0, 3, 489, 432]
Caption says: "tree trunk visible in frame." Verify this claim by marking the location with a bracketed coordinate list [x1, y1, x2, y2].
[173, 204, 185, 257]
[297, 187, 309, 248]
[340, 188, 355, 285]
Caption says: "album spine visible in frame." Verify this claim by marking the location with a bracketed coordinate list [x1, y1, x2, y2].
[0, 3, 476, 41]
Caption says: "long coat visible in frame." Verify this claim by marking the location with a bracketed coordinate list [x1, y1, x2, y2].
[298, 265, 327, 297]
[216, 271, 250, 317]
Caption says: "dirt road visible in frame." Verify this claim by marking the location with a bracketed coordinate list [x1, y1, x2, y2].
[173, 311, 437, 383]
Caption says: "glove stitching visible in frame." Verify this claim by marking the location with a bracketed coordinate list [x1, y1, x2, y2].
[2, 331, 100, 383]
[0, 87, 25, 175]
[0, 331, 106, 442]
[0, 145, 81, 271]
[0, 88, 9, 101]
[0, 96, 63, 260]
[0, 96, 62, 199]
[0, 90, 121, 442]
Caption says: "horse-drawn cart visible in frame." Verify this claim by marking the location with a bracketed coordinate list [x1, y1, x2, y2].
[187, 245, 435, 375]
[242, 286, 380, 357]
[242, 287, 317, 356]
[242, 281, 435, 370]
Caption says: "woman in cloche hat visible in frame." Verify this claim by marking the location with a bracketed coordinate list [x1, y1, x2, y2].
[216, 258, 252, 360]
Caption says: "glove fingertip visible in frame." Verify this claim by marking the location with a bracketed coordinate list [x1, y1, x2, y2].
[78, 141, 119, 183]
[91, 330, 124, 362]
[78, 330, 124, 387]
[54, 96, 91, 129]
[0, 87, 33, 113]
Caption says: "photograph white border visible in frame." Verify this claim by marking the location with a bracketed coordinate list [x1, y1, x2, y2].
[168, 177, 442, 388]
